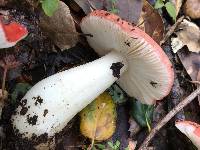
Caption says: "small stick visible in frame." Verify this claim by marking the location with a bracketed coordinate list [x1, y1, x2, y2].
[87, 0, 97, 11]
[138, 87, 200, 150]
[189, 80, 200, 85]
[160, 16, 184, 45]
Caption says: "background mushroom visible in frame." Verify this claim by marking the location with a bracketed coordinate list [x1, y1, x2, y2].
[0, 16, 28, 48]
[11, 10, 173, 140]
[175, 121, 200, 149]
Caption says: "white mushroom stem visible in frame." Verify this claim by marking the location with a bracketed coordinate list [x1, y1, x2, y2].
[12, 51, 128, 138]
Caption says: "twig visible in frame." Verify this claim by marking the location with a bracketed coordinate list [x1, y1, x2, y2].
[138, 87, 200, 150]
[189, 80, 200, 85]
[1, 67, 7, 97]
[87, 0, 96, 11]
[160, 16, 184, 45]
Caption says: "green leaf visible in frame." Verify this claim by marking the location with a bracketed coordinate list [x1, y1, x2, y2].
[154, 0, 165, 9]
[130, 99, 154, 127]
[95, 144, 106, 149]
[108, 141, 115, 149]
[115, 140, 120, 149]
[108, 84, 127, 104]
[165, 2, 176, 21]
[41, 0, 59, 17]
[109, 8, 119, 14]
[11, 83, 32, 104]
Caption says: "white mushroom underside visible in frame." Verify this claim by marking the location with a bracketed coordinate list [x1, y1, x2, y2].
[81, 16, 171, 104]
[176, 122, 200, 149]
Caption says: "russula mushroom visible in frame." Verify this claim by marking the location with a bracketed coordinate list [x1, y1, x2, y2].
[0, 16, 28, 48]
[175, 121, 200, 149]
[11, 10, 174, 140]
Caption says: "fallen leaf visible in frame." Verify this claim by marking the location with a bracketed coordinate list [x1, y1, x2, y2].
[80, 92, 116, 141]
[128, 117, 141, 137]
[177, 49, 200, 105]
[171, 19, 200, 53]
[11, 83, 32, 104]
[41, 0, 59, 16]
[108, 84, 127, 104]
[130, 99, 154, 130]
[138, 0, 164, 43]
[165, 2, 177, 21]
[74, 0, 143, 24]
[34, 138, 55, 150]
[171, 0, 182, 16]
[40, 1, 78, 50]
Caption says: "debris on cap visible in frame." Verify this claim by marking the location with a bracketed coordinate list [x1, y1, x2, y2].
[175, 120, 200, 149]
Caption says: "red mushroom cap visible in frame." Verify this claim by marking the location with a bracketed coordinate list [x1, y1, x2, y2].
[0, 16, 28, 48]
[176, 121, 200, 149]
[81, 10, 174, 105]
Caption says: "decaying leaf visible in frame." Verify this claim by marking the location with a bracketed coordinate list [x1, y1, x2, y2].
[11, 83, 32, 104]
[40, 1, 78, 50]
[34, 138, 55, 150]
[177, 49, 200, 105]
[128, 117, 141, 137]
[108, 84, 127, 104]
[80, 92, 116, 141]
[138, 0, 164, 43]
[171, 19, 200, 53]
[184, 0, 200, 19]
[74, 0, 143, 24]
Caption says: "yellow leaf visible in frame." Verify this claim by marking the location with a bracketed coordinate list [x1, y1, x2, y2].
[80, 92, 116, 141]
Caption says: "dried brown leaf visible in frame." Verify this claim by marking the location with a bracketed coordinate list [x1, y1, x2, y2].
[138, 0, 164, 43]
[40, 1, 78, 50]
[171, 19, 200, 53]
[128, 117, 141, 137]
[74, 0, 143, 24]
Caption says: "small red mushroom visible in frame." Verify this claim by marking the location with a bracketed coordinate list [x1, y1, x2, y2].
[0, 16, 28, 48]
[175, 121, 200, 149]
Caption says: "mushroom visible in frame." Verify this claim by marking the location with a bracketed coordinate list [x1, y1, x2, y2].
[0, 16, 28, 48]
[11, 10, 174, 140]
[175, 121, 200, 149]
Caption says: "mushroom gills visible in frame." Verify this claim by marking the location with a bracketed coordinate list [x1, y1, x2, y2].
[11, 51, 128, 139]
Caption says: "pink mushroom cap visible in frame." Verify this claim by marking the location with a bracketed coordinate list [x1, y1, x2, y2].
[81, 10, 174, 105]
